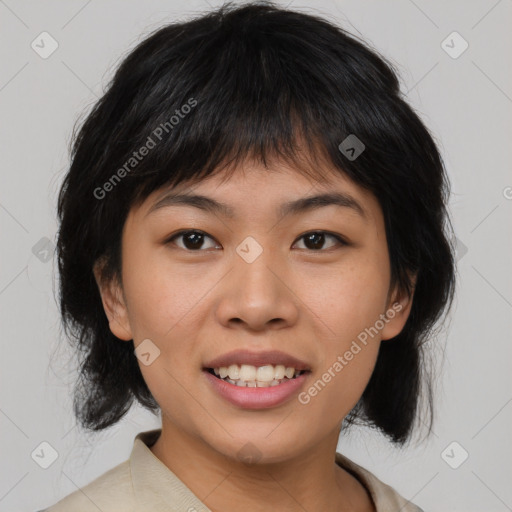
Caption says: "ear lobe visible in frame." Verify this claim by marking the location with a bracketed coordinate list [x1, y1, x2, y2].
[93, 259, 133, 341]
[380, 274, 417, 341]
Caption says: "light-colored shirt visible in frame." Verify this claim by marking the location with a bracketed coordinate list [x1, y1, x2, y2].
[40, 429, 424, 512]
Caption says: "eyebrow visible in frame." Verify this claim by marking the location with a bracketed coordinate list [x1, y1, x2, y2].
[146, 191, 367, 220]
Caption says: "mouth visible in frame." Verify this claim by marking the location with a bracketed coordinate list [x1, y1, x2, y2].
[204, 364, 311, 388]
[202, 365, 312, 409]
[202, 349, 312, 408]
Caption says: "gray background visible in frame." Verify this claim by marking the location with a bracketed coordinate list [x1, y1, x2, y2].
[1, 1, 511, 511]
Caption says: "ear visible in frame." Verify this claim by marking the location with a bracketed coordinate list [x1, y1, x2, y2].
[380, 273, 417, 341]
[93, 258, 133, 341]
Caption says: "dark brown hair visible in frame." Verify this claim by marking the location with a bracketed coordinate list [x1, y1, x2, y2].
[56, 1, 456, 444]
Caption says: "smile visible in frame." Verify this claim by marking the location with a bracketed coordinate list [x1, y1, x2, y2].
[203, 366, 311, 409]
[207, 364, 305, 387]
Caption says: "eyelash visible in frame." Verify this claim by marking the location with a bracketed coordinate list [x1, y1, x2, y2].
[164, 229, 348, 252]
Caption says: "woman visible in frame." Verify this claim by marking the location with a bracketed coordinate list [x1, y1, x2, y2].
[41, 2, 455, 510]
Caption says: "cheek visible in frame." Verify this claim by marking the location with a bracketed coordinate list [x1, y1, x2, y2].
[298, 255, 387, 411]
[122, 246, 207, 340]
[301, 256, 390, 342]
[303, 346, 380, 424]
[122, 247, 213, 397]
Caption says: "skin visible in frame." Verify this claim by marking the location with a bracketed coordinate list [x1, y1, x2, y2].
[94, 157, 415, 512]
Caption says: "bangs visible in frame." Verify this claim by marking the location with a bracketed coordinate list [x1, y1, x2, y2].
[89, 4, 400, 209]
[130, 118, 338, 209]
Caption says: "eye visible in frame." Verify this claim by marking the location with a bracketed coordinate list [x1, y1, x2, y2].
[165, 230, 347, 252]
[166, 230, 220, 251]
[293, 231, 347, 251]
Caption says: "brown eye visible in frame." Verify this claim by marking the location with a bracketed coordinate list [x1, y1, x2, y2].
[165, 230, 346, 252]
[293, 231, 346, 251]
[167, 230, 220, 251]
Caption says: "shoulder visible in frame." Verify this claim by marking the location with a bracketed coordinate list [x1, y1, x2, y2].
[40, 459, 134, 512]
[335, 452, 425, 512]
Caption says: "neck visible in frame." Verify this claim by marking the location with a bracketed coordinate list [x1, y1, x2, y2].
[149, 419, 374, 512]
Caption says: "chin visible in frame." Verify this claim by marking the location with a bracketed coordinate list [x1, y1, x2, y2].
[204, 429, 306, 466]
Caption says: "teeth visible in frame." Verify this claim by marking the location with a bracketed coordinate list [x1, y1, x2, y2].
[273, 365, 286, 380]
[256, 365, 275, 382]
[241, 364, 257, 381]
[284, 367, 295, 379]
[211, 363, 304, 385]
[227, 364, 240, 380]
[231, 379, 289, 388]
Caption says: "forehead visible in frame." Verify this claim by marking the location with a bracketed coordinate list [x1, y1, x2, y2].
[143, 159, 377, 215]
[126, 157, 383, 234]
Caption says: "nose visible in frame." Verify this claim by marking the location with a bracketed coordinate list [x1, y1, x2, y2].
[214, 245, 299, 332]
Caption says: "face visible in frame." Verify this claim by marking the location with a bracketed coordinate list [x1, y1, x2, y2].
[94, 158, 414, 464]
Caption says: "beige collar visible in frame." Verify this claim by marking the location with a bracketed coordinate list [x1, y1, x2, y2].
[129, 429, 421, 512]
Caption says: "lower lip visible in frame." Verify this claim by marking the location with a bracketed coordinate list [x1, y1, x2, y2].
[203, 370, 310, 409]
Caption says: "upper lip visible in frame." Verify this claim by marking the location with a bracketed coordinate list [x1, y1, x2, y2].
[203, 349, 311, 371]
